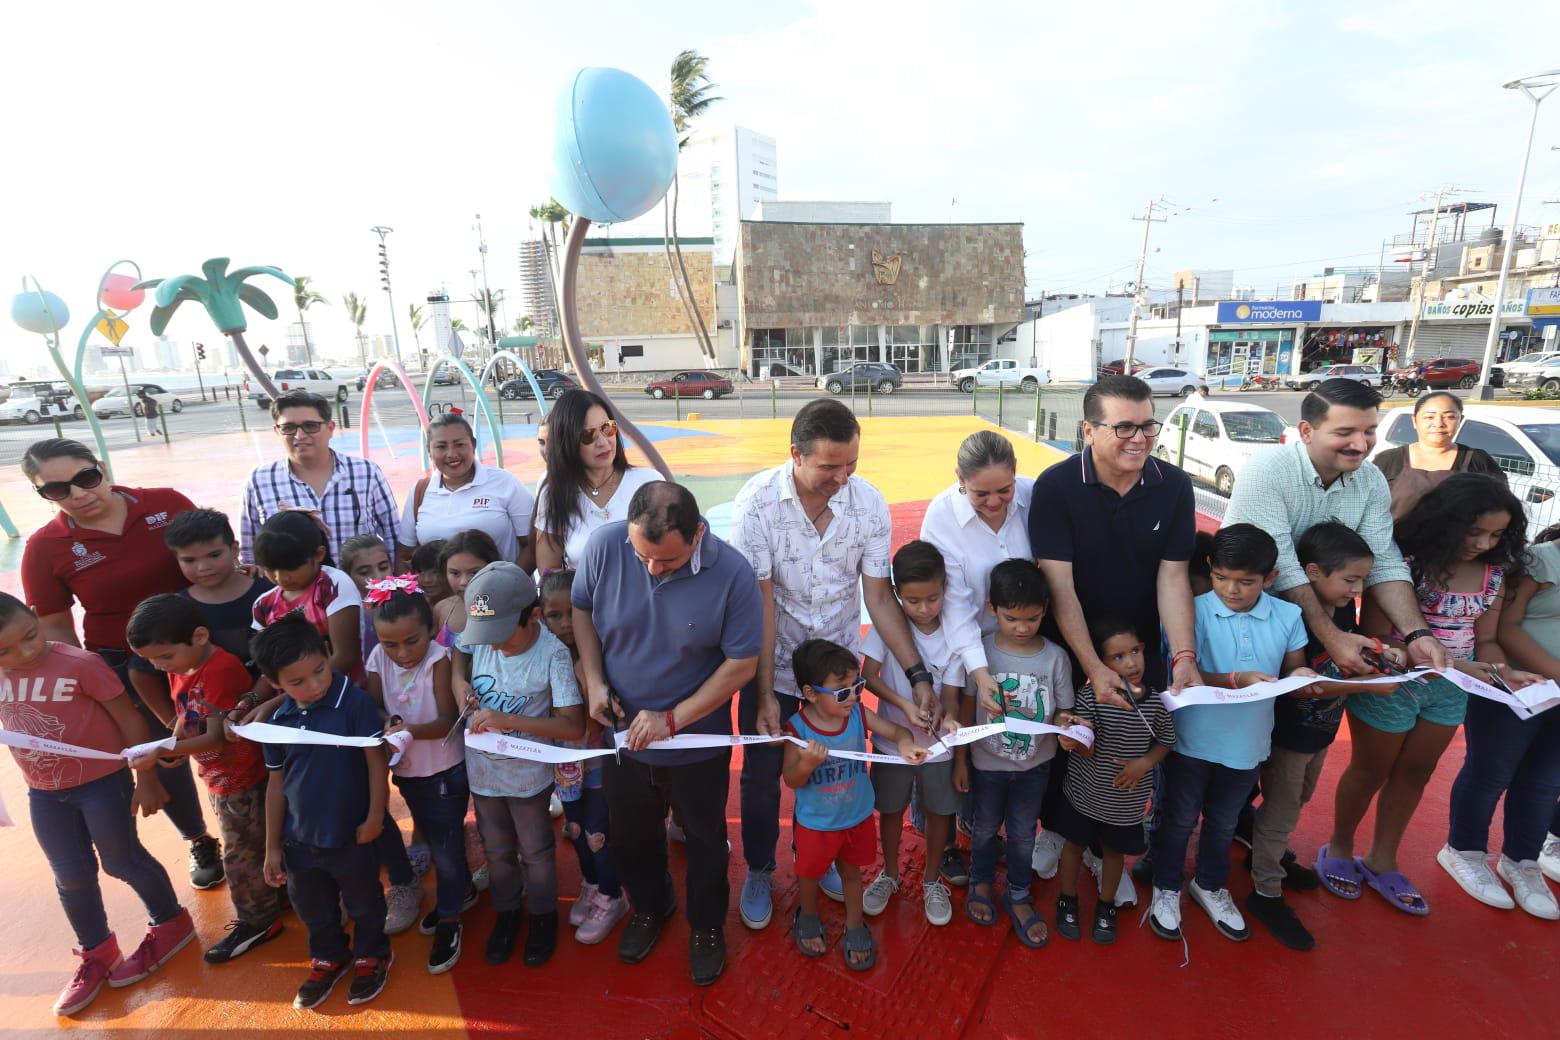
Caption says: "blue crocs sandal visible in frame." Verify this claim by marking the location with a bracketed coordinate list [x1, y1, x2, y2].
[792, 908, 826, 958]
[842, 924, 876, 972]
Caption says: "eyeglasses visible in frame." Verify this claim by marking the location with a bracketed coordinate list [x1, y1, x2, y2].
[580, 419, 618, 446]
[274, 420, 327, 438]
[1102, 420, 1163, 440]
[34, 466, 105, 501]
[814, 676, 866, 703]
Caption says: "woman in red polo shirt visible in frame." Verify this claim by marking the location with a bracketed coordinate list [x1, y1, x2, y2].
[19, 438, 222, 889]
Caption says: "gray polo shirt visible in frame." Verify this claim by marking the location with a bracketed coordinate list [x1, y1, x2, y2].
[572, 519, 763, 764]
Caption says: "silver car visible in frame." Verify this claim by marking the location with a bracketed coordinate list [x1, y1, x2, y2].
[1136, 366, 1203, 397]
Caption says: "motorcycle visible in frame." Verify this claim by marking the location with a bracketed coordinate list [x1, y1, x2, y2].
[1238, 374, 1282, 391]
[1389, 374, 1426, 398]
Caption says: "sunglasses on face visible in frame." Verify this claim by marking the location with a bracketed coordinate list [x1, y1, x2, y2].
[34, 466, 105, 501]
[580, 419, 618, 446]
[814, 676, 866, 703]
[275, 420, 327, 438]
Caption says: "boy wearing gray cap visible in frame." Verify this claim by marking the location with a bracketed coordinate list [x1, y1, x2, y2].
[457, 562, 586, 968]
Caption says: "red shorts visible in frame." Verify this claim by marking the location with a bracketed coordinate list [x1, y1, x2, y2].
[794, 817, 877, 879]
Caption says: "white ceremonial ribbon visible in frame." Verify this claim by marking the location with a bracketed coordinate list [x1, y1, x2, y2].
[1430, 668, 1560, 718]
[1158, 668, 1560, 719]
[229, 722, 385, 748]
[999, 718, 1098, 749]
[465, 730, 618, 764]
[936, 722, 1008, 747]
[382, 730, 415, 768]
[0, 732, 177, 830]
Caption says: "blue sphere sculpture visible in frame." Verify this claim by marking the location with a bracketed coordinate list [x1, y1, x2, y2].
[11, 289, 70, 335]
[548, 67, 678, 224]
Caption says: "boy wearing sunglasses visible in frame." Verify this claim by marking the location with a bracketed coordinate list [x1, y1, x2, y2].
[783, 638, 925, 972]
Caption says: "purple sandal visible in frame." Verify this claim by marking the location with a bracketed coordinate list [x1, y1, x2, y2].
[1355, 858, 1430, 916]
[1314, 844, 1363, 900]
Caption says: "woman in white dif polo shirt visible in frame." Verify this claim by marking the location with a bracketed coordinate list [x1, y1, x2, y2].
[397, 412, 535, 569]
[534, 389, 659, 571]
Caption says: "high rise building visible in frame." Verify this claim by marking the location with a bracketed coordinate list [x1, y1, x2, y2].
[516, 239, 557, 335]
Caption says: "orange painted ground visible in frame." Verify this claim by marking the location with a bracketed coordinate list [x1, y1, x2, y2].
[1, 417, 1557, 1036]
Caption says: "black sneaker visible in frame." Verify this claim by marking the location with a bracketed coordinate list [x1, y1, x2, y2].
[188, 835, 224, 890]
[419, 885, 481, 935]
[293, 958, 347, 1010]
[1090, 901, 1118, 945]
[485, 910, 522, 964]
[1130, 854, 1154, 886]
[523, 911, 558, 967]
[204, 919, 283, 964]
[618, 897, 677, 964]
[428, 920, 462, 974]
[1281, 851, 1322, 892]
[1244, 892, 1315, 952]
[689, 928, 725, 986]
[1054, 893, 1081, 940]
[346, 953, 392, 1005]
[939, 846, 970, 889]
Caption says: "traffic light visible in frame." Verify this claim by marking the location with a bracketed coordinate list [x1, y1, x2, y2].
[379, 244, 391, 292]
[195, 342, 206, 362]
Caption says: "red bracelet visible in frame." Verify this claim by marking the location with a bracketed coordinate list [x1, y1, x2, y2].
[665, 710, 677, 737]
[1171, 649, 1197, 665]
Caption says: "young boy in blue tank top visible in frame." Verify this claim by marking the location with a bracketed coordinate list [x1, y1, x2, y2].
[783, 639, 926, 972]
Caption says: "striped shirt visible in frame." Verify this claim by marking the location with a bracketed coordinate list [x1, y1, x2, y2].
[1063, 683, 1176, 826]
[1223, 441, 1410, 594]
[239, 450, 400, 565]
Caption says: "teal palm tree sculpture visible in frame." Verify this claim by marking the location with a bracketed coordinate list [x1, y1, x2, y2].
[135, 258, 293, 398]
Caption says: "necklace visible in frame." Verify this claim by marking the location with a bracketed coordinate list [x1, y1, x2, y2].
[805, 500, 831, 526]
[586, 470, 619, 498]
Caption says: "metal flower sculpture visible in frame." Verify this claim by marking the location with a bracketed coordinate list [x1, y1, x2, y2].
[134, 258, 292, 398]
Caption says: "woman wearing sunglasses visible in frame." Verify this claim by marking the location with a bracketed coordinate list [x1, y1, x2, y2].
[18, 438, 223, 888]
[534, 390, 659, 571]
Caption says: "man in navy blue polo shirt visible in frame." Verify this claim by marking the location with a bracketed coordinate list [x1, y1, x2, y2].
[256, 617, 392, 1011]
[572, 481, 761, 987]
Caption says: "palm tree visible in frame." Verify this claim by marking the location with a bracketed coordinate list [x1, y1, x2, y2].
[475, 288, 505, 344]
[408, 303, 426, 358]
[135, 257, 293, 397]
[342, 292, 368, 368]
[514, 315, 533, 335]
[292, 275, 328, 365]
[667, 49, 722, 365]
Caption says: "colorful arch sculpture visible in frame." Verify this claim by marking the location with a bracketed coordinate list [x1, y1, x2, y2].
[477, 349, 549, 415]
[418, 354, 507, 470]
[358, 359, 431, 463]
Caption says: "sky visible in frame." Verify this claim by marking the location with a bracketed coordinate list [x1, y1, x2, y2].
[2, 0, 1557, 378]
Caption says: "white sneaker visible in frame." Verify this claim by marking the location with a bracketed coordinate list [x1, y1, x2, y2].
[1081, 849, 1138, 907]
[1031, 829, 1064, 880]
[384, 883, 424, 936]
[1540, 833, 1560, 884]
[1149, 886, 1182, 940]
[862, 871, 899, 916]
[1496, 855, 1560, 920]
[1188, 879, 1249, 941]
[569, 882, 600, 927]
[923, 880, 953, 926]
[471, 864, 490, 892]
[1437, 846, 1515, 910]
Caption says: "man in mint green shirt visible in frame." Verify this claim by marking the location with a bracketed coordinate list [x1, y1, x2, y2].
[1223, 378, 1450, 676]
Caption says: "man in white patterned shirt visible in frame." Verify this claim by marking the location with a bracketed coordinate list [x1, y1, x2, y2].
[239, 391, 400, 566]
[729, 399, 939, 930]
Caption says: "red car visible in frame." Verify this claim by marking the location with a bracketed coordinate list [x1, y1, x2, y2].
[644, 370, 734, 400]
[1388, 357, 1482, 389]
[1098, 359, 1152, 377]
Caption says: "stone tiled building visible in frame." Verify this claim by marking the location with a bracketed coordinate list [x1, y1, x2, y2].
[736, 221, 1025, 376]
[573, 236, 715, 373]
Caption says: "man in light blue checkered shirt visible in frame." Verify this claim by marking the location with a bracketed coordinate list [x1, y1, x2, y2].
[239, 391, 399, 565]
[1223, 378, 1450, 676]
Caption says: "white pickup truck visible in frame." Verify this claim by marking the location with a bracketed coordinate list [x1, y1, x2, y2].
[248, 368, 353, 408]
[951, 358, 1051, 394]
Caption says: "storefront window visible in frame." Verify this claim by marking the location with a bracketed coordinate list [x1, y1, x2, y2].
[1207, 328, 1295, 381]
[1300, 326, 1395, 370]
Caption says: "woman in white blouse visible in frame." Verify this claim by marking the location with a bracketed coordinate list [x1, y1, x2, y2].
[534, 389, 659, 570]
[396, 412, 536, 569]
[919, 430, 1035, 706]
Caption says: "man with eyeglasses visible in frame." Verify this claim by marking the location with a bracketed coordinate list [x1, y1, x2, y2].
[1029, 375, 1201, 704]
[238, 391, 399, 566]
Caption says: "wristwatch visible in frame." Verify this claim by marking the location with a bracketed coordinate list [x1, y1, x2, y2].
[904, 662, 933, 687]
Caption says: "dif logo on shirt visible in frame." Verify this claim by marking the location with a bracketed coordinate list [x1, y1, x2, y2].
[144, 511, 171, 530]
[69, 541, 106, 571]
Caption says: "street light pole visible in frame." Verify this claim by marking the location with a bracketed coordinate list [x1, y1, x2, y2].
[371, 225, 404, 369]
[1122, 197, 1169, 372]
[475, 213, 495, 345]
[1403, 185, 1463, 366]
[1474, 70, 1560, 400]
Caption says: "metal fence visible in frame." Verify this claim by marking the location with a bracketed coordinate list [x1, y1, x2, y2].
[972, 382, 1089, 451]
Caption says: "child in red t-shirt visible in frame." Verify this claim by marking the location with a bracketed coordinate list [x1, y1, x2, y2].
[0, 593, 193, 1016]
[129, 593, 282, 965]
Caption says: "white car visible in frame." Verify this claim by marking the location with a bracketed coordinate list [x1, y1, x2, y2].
[1285, 363, 1383, 391]
[951, 359, 1051, 394]
[92, 383, 185, 418]
[1136, 366, 1205, 398]
[0, 393, 87, 424]
[1157, 398, 1293, 496]
[249, 368, 352, 408]
[1372, 404, 1560, 540]
[1492, 351, 1560, 389]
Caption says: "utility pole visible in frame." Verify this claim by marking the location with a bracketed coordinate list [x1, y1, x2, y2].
[474, 213, 496, 344]
[1402, 186, 1462, 367]
[1122, 197, 1170, 372]
[371, 226, 404, 368]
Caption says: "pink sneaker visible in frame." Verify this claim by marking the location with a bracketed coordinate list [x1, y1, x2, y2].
[568, 882, 601, 927]
[55, 936, 123, 1016]
[574, 889, 629, 945]
[109, 909, 196, 988]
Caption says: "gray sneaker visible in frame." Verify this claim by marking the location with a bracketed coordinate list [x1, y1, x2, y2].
[385, 883, 424, 936]
[862, 872, 899, 916]
[922, 880, 953, 926]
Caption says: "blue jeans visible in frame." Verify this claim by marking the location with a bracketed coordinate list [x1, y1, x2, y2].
[1151, 751, 1259, 892]
[375, 813, 415, 888]
[1448, 696, 1560, 862]
[285, 839, 390, 963]
[564, 783, 620, 899]
[394, 763, 472, 918]
[969, 761, 1051, 898]
[107, 653, 208, 842]
[30, 769, 182, 949]
[738, 683, 801, 871]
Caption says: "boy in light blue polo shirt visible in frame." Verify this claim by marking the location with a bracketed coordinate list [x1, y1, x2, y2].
[1148, 524, 1312, 946]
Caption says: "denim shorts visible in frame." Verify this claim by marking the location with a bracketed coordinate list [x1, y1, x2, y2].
[1345, 674, 1468, 733]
